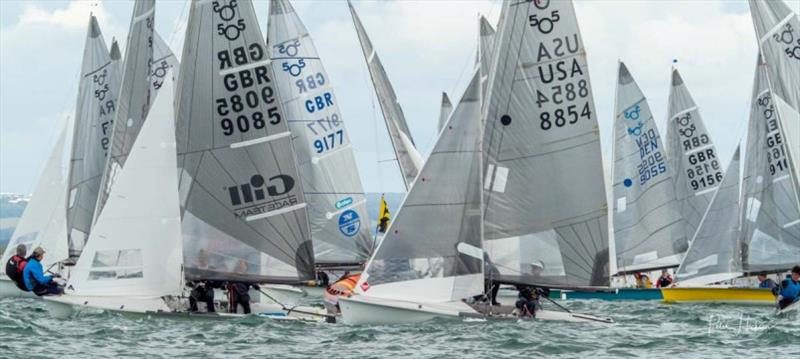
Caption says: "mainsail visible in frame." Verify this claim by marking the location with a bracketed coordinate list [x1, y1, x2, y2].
[437, 92, 452, 133]
[482, 0, 609, 288]
[665, 68, 722, 246]
[740, 56, 800, 273]
[477, 15, 495, 98]
[354, 71, 484, 303]
[348, 1, 422, 190]
[749, 0, 800, 184]
[612, 62, 685, 273]
[675, 147, 742, 285]
[66, 75, 182, 297]
[150, 32, 180, 105]
[267, 0, 372, 266]
[175, 0, 314, 283]
[65, 15, 121, 258]
[94, 0, 156, 220]
[1, 122, 70, 268]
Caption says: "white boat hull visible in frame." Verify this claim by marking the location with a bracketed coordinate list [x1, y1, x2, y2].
[776, 300, 800, 317]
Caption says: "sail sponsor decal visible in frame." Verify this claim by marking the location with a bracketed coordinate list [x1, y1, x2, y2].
[338, 209, 361, 237]
[335, 197, 353, 210]
[227, 174, 298, 219]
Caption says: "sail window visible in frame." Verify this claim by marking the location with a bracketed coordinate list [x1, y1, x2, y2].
[88, 249, 143, 280]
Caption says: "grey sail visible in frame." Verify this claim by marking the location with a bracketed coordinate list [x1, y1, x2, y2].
[267, 0, 372, 266]
[94, 0, 156, 221]
[477, 15, 495, 98]
[675, 147, 742, 285]
[749, 0, 800, 184]
[175, 0, 314, 283]
[665, 68, 723, 246]
[65, 15, 121, 258]
[348, 0, 421, 190]
[356, 71, 484, 303]
[740, 57, 800, 273]
[149, 32, 180, 106]
[612, 62, 685, 273]
[437, 92, 452, 133]
[482, 0, 609, 288]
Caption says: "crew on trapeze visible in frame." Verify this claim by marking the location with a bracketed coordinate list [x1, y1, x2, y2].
[776, 265, 800, 310]
[323, 271, 361, 320]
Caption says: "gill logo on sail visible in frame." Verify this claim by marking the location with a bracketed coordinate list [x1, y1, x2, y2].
[227, 174, 298, 219]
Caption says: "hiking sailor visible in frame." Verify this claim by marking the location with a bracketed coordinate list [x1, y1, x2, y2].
[777, 266, 800, 310]
[226, 259, 259, 314]
[323, 271, 360, 319]
[22, 247, 63, 296]
[5, 244, 29, 291]
[757, 274, 778, 291]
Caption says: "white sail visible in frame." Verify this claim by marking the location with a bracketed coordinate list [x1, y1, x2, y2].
[175, 0, 314, 283]
[354, 70, 484, 303]
[477, 15, 495, 99]
[66, 75, 182, 297]
[482, 0, 609, 287]
[94, 0, 156, 221]
[749, 0, 800, 184]
[150, 32, 179, 105]
[665, 68, 723, 247]
[612, 62, 685, 273]
[267, 0, 373, 266]
[65, 15, 121, 257]
[740, 56, 800, 273]
[675, 147, 742, 286]
[437, 92, 452, 133]
[1, 122, 69, 269]
[348, 1, 422, 190]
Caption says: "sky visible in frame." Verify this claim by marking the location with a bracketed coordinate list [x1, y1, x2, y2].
[1, 0, 798, 195]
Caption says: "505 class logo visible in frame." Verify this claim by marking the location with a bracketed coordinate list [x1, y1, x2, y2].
[338, 210, 360, 237]
[227, 174, 298, 219]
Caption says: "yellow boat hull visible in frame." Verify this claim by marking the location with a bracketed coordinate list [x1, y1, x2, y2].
[661, 287, 775, 305]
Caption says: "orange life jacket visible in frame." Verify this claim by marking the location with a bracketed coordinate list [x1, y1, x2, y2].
[324, 274, 361, 304]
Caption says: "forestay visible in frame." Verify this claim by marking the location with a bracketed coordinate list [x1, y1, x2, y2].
[438, 92, 452, 133]
[675, 147, 742, 286]
[482, 0, 609, 288]
[355, 71, 484, 303]
[66, 75, 182, 298]
[268, 0, 372, 266]
[175, 0, 314, 283]
[1, 122, 69, 268]
[740, 57, 800, 273]
[66, 16, 121, 258]
[665, 68, 722, 247]
[94, 0, 156, 221]
[749, 0, 800, 183]
[612, 62, 685, 273]
[348, 1, 422, 190]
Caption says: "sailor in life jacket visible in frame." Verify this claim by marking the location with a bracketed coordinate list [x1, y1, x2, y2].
[633, 272, 653, 289]
[323, 272, 360, 316]
[4, 244, 29, 291]
[777, 265, 800, 310]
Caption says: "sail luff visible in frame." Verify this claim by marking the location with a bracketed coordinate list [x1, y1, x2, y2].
[437, 92, 453, 133]
[347, 0, 421, 190]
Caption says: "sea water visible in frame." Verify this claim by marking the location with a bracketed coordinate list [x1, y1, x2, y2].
[1, 297, 796, 358]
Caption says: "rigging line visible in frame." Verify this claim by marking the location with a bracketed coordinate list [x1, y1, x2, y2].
[167, 0, 190, 52]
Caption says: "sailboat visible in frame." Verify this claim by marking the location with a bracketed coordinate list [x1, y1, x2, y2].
[663, 54, 800, 304]
[1, 14, 116, 298]
[348, 0, 423, 190]
[340, 0, 614, 325]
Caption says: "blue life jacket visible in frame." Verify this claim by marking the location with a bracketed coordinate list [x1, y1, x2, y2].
[22, 258, 52, 291]
[779, 278, 800, 300]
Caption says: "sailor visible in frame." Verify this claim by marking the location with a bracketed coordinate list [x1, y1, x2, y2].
[655, 269, 673, 288]
[757, 274, 777, 292]
[776, 266, 800, 310]
[473, 253, 501, 306]
[4, 244, 29, 291]
[633, 272, 652, 289]
[323, 272, 360, 319]
[22, 247, 63, 296]
[188, 249, 222, 312]
[515, 286, 538, 318]
[226, 259, 259, 314]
